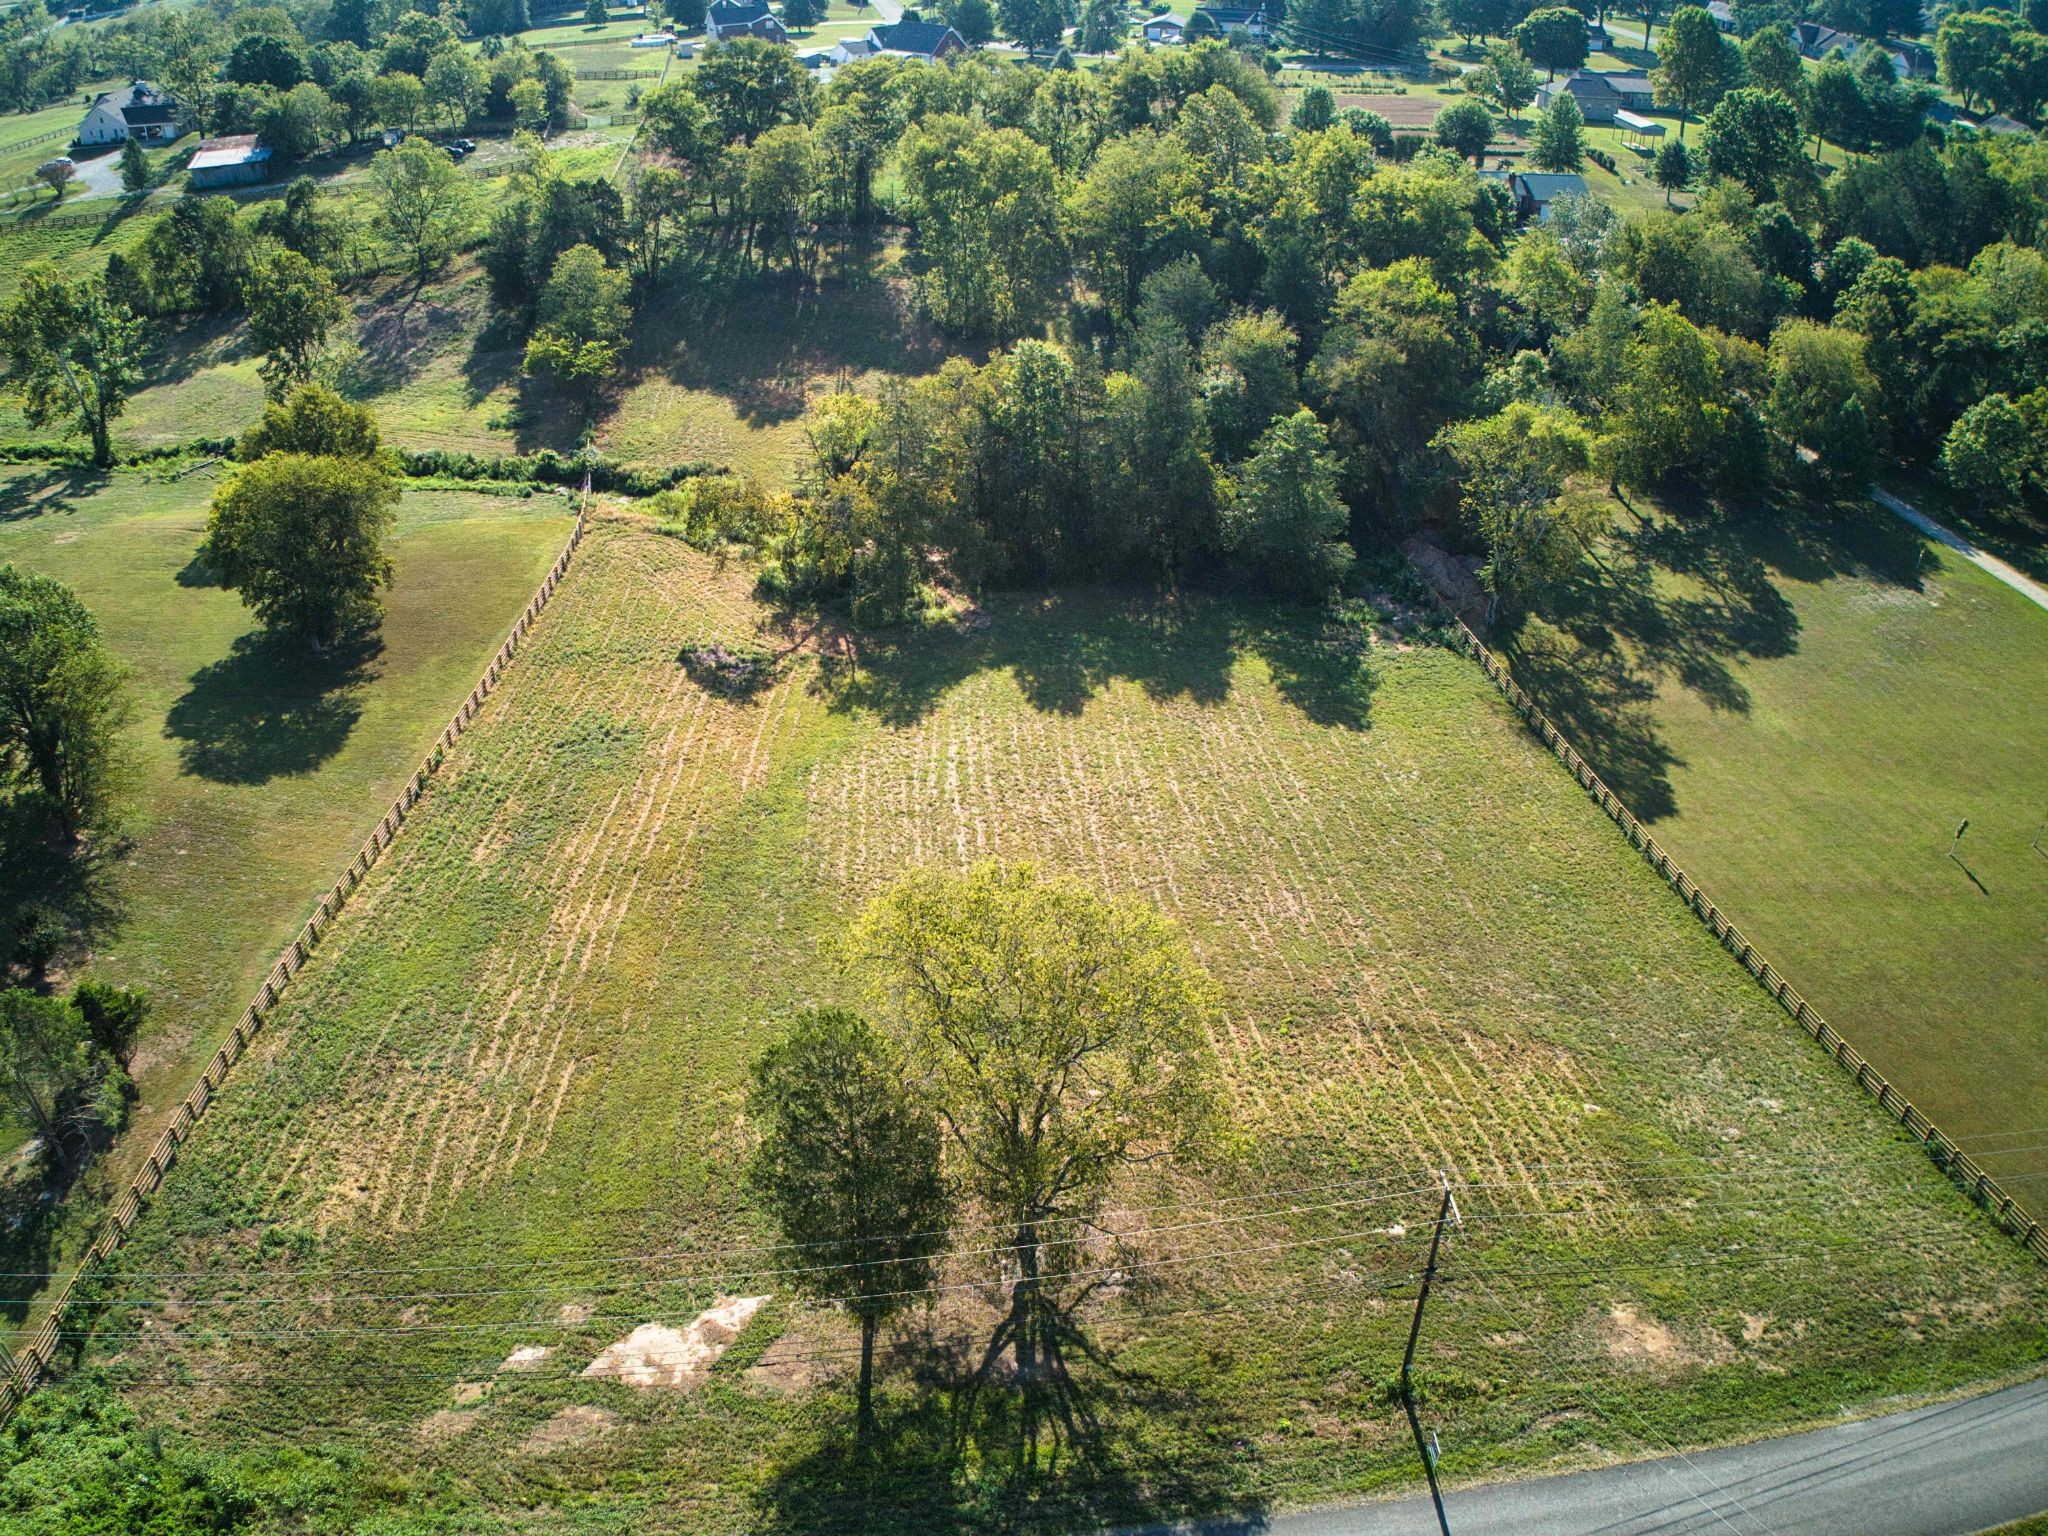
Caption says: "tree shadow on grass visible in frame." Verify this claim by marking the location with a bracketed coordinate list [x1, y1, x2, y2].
[633, 259, 950, 436]
[164, 629, 380, 785]
[1498, 492, 1933, 822]
[0, 465, 112, 522]
[753, 1294, 1268, 1536]
[808, 587, 1377, 734]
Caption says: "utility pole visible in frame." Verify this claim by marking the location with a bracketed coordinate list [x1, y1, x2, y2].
[1401, 1170, 1460, 1536]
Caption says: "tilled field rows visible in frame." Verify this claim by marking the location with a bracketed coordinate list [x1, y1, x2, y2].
[100, 515, 2048, 1530]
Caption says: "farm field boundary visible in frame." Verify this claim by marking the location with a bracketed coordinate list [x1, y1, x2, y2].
[0, 480, 595, 1420]
[1453, 616, 2048, 1263]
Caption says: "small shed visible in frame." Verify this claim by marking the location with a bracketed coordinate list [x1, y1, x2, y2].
[1615, 110, 1664, 152]
[187, 134, 271, 189]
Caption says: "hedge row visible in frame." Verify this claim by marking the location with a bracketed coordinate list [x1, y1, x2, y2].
[0, 439, 721, 496]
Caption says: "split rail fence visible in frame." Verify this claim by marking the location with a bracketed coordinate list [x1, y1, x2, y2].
[1453, 618, 2047, 1266]
[0, 485, 594, 1419]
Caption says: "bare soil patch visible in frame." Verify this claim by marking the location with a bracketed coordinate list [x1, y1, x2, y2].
[1332, 93, 1444, 126]
[583, 1295, 770, 1390]
[519, 1405, 618, 1455]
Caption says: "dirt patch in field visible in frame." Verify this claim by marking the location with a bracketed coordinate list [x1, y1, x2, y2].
[583, 1296, 770, 1390]
[501, 1344, 552, 1372]
[1332, 93, 1444, 126]
[520, 1405, 618, 1454]
[417, 1408, 480, 1443]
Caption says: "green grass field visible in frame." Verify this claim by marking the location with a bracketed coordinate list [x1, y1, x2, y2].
[70, 508, 2048, 1534]
[1500, 496, 2048, 1203]
[0, 466, 574, 1293]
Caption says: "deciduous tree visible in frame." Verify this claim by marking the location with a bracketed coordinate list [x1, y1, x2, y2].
[372, 134, 471, 280]
[850, 863, 1219, 1384]
[1433, 97, 1495, 165]
[748, 1008, 951, 1439]
[200, 449, 399, 650]
[0, 267, 142, 468]
[244, 247, 346, 397]
[1516, 7, 1588, 78]
[0, 566, 128, 843]
[1223, 408, 1355, 595]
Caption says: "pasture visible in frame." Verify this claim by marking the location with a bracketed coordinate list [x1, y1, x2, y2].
[0, 467, 573, 1290]
[1501, 496, 2048, 1204]
[76, 509, 2048, 1534]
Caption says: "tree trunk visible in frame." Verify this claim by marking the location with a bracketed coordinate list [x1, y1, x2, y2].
[1010, 1221, 1040, 1380]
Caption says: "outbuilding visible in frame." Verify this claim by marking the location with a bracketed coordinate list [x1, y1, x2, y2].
[187, 134, 271, 189]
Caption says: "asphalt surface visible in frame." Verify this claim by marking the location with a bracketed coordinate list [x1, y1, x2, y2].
[1126, 1376, 2048, 1536]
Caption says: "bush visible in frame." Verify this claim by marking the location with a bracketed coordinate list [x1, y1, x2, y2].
[1587, 147, 1617, 172]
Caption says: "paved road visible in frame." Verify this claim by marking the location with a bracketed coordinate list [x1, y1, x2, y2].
[1127, 1376, 2048, 1536]
[1870, 486, 2048, 616]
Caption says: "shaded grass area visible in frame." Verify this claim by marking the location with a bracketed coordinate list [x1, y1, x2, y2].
[0, 467, 574, 1308]
[1501, 492, 2048, 1203]
[0, 244, 946, 490]
[71, 512, 2048, 1535]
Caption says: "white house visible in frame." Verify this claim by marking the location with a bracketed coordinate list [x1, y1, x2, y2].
[706, 0, 789, 43]
[77, 80, 182, 148]
[1189, 5, 1268, 40]
[1142, 14, 1185, 42]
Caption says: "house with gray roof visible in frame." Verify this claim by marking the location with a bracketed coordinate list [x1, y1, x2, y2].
[77, 80, 182, 147]
[866, 19, 967, 59]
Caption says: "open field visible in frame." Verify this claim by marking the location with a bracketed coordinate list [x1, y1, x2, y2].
[1500, 496, 2048, 1205]
[0, 467, 574, 1287]
[71, 509, 2048, 1534]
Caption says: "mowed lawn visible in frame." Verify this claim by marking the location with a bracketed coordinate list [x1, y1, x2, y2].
[0, 467, 572, 1293]
[1501, 498, 2048, 1201]
[84, 511, 2048, 1535]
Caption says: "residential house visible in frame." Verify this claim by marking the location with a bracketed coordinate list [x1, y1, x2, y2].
[706, 0, 790, 44]
[1980, 113, 2032, 135]
[866, 19, 967, 59]
[1533, 70, 1650, 124]
[187, 134, 271, 189]
[829, 34, 880, 61]
[1143, 14, 1185, 42]
[1189, 5, 1269, 40]
[1794, 20, 1854, 59]
[76, 79, 182, 147]
[1506, 170, 1588, 221]
[1706, 0, 1735, 30]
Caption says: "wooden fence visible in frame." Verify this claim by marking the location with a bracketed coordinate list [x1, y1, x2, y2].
[0, 485, 595, 1419]
[1452, 618, 2048, 1265]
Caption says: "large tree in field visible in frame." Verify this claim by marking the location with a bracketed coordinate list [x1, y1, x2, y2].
[244, 248, 346, 399]
[850, 863, 1218, 1391]
[523, 242, 631, 412]
[998, 0, 1067, 50]
[0, 266, 142, 469]
[1433, 97, 1495, 165]
[0, 566, 128, 844]
[748, 1008, 951, 1441]
[239, 384, 384, 460]
[372, 134, 470, 281]
[200, 450, 400, 651]
[1700, 85, 1802, 198]
[1654, 5, 1739, 137]
[1515, 7, 1587, 78]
